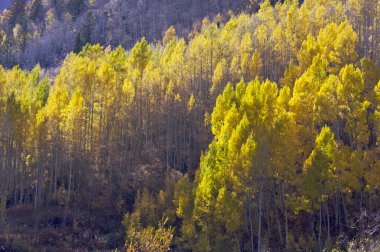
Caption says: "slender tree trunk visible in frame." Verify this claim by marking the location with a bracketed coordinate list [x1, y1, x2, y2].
[258, 180, 263, 252]
[308, 213, 318, 246]
[67, 159, 73, 208]
[335, 193, 339, 229]
[19, 148, 24, 205]
[34, 165, 39, 211]
[325, 201, 330, 242]
[273, 181, 283, 244]
[360, 189, 364, 236]
[234, 233, 241, 252]
[341, 193, 348, 232]
[266, 198, 270, 237]
[63, 157, 74, 226]
[249, 196, 254, 252]
[282, 183, 288, 245]
[54, 146, 58, 196]
[318, 207, 322, 249]
[0, 191, 6, 220]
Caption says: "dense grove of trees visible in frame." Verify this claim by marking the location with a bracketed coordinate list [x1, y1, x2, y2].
[0, 0, 380, 250]
[0, 0, 251, 69]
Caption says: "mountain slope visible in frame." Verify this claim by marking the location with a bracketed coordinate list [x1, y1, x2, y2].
[0, 0, 379, 251]
[0, 0, 254, 69]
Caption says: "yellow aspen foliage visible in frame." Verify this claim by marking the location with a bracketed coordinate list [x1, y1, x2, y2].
[301, 126, 337, 209]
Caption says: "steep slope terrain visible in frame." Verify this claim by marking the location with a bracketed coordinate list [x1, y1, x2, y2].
[0, 0, 379, 251]
[0, 0, 254, 69]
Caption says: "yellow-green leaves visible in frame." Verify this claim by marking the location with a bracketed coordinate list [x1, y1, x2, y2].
[129, 38, 152, 75]
[314, 75, 339, 124]
[163, 26, 177, 46]
[337, 65, 369, 148]
[337, 64, 364, 102]
[297, 34, 319, 71]
[301, 126, 337, 208]
[290, 54, 327, 125]
[194, 77, 298, 246]
[42, 85, 69, 124]
[211, 83, 236, 136]
[317, 21, 358, 73]
[215, 186, 242, 233]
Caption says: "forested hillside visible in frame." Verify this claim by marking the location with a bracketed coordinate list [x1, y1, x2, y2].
[0, 0, 380, 251]
[0, 0, 252, 69]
